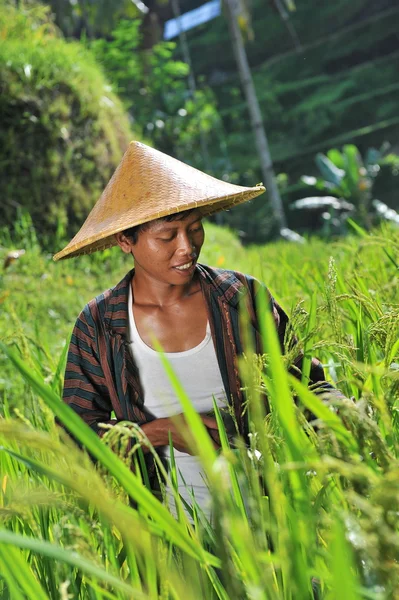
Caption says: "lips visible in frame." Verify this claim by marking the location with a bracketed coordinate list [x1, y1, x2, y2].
[174, 260, 194, 271]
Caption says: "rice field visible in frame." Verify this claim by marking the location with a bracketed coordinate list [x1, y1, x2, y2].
[0, 220, 398, 599]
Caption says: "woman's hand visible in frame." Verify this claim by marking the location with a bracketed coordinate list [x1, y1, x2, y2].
[140, 415, 190, 452]
[140, 414, 221, 454]
[161, 414, 195, 454]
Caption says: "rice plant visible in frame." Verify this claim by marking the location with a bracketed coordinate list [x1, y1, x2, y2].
[0, 222, 398, 599]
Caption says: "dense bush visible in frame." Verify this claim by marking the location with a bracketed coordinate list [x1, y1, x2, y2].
[0, 1, 134, 244]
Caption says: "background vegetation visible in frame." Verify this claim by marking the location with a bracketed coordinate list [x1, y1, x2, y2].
[47, 0, 399, 238]
[2, 0, 398, 243]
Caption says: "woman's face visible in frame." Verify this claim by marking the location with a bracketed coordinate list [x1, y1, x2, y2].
[116, 210, 205, 286]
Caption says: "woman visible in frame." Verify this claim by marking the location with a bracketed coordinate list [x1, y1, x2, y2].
[55, 142, 337, 518]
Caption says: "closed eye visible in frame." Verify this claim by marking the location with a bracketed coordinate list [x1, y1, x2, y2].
[158, 226, 202, 241]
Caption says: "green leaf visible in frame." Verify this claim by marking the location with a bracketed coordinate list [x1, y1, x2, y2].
[346, 218, 368, 237]
[50, 336, 69, 393]
[326, 148, 344, 169]
[0, 542, 49, 600]
[343, 144, 362, 190]
[301, 291, 317, 384]
[330, 519, 360, 600]
[0, 529, 147, 599]
[315, 153, 345, 187]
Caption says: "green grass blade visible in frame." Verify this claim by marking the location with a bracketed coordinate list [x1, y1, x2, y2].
[50, 336, 70, 392]
[0, 529, 148, 599]
[212, 399, 247, 519]
[256, 295, 312, 465]
[347, 219, 368, 237]
[0, 542, 49, 600]
[382, 247, 399, 269]
[301, 291, 317, 384]
[329, 519, 360, 600]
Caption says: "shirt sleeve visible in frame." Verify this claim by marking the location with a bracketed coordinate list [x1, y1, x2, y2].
[63, 308, 117, 436]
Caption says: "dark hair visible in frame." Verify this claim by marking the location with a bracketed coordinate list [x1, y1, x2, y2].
[124, 209, 196, 244]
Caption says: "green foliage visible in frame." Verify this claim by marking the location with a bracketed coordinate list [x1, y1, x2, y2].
[291, 144, 399, 235]
[0, 1, 134, 244]
[1, 222, 399, 597]
[90, 18, 223, 171]
[48, 0, 142, 38]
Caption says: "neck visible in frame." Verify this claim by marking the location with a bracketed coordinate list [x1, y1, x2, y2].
[132, 266, 199, 308]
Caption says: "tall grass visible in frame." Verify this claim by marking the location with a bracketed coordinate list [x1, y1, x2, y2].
[0, 221, 398, 598]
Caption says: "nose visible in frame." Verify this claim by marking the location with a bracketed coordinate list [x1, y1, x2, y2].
[176, 231, 196, 257]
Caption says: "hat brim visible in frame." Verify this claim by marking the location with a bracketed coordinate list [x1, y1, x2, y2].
[53, 186, 265, 260]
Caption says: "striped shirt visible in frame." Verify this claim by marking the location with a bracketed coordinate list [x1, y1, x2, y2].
[63, 263, 336, 490]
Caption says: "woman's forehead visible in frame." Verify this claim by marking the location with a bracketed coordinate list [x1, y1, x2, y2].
[147, 210, 202, 231]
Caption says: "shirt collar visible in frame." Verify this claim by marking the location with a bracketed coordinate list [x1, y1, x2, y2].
[103, 268, 134, 336]
[196, 263, 248, 307]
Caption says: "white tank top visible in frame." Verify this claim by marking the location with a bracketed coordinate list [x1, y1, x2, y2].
[127, 285, 227, 520]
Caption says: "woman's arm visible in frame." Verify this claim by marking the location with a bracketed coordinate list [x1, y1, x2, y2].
[63, 309, 119, 436]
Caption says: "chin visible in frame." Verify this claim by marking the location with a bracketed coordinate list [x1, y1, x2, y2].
[170, 270, 195, 284]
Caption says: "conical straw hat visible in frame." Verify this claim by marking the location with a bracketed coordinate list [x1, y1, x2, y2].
[53, 141, 265, 260]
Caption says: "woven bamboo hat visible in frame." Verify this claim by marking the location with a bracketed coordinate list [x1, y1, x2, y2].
[53, 141, 265, 261]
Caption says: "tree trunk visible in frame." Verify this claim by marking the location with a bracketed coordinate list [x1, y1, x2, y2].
[224, 0, 287, 229]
